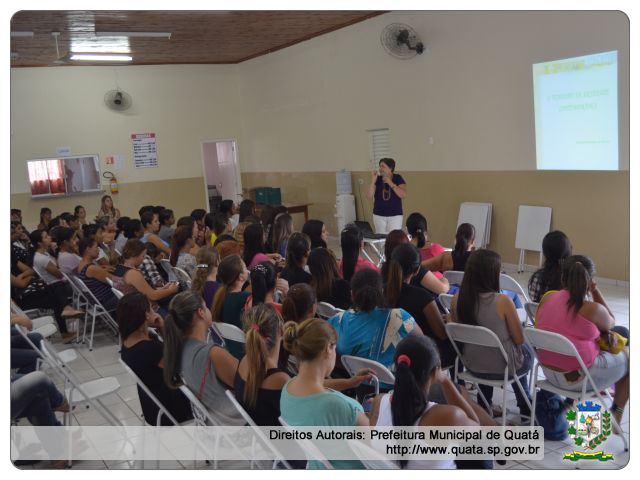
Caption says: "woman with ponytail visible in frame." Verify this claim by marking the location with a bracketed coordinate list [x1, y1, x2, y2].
[536, 255, 629, 425]
[406, 212, 445, 264]
[370, 336, 483, 469]
[210, 254, 250, 328]
[385, 244, 455, 367]
[280, 232, 312, 286]
[381, 230, 450, 295]
[280, 318, 369, 469]
[307, 247, 351, 309]
[170, 225, 197, 277]
[422, 223, 476, 274]
[528, 230, 572, 302]
[244, 261, 288, 313]
[234, 304, 290, 425]
[191, 246, 221, 309]
[328, 268, 422, 370]
[338, 224, 378, 283]
[162, 290, 244, 425]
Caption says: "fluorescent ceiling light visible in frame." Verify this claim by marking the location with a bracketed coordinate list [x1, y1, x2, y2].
[71, 37, 130, 54]
[95, 31, 171, 38]
[11, 31, 34, 37]
[70, 54, 133, 62]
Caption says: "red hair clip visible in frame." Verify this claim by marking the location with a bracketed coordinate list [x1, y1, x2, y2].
[251, 323, 261, 334]
[396, 354, 412, 367]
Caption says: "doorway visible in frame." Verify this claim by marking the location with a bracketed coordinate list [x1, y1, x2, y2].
[201, 139, 243, 212]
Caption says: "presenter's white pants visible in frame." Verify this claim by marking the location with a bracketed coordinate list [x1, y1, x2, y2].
[373, 214, 404, 235]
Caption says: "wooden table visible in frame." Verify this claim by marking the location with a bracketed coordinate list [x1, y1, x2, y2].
[283, 203, 311, 222]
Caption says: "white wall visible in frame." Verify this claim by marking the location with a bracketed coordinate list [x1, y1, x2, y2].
[237, 11, 629, 172]
[11, 65, 244, 193]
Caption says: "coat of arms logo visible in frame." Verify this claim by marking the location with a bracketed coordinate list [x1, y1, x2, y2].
[563, 401, 613, 462]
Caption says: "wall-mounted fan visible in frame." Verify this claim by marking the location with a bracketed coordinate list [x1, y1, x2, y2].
[380, 23, 425, 59]
[104, 90, 133, 111]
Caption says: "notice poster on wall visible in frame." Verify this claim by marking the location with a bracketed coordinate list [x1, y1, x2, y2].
[132, 133, 158, 168]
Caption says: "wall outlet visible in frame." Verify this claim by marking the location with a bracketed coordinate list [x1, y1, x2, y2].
[357, 178, 364, 185]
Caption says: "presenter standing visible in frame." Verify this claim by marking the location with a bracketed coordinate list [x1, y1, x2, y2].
[367, 158, 407, 234]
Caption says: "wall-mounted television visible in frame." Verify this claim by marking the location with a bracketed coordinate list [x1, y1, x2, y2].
[27, 155, 102, 198]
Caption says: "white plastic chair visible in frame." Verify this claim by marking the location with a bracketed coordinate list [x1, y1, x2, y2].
[340, 355, 394, 394]
[438, 293, 454, 313]
[278, 416, 334, 469]
[499, 273, 530, 304]
[445, 323, 532, 426]
[212, 322, 246, 344]
[11, 300, 67, 345]
[61, 271, 89, 311]
[111, 287, 124, 300]
[347, 439, 399, 469]
[443, 270, 464, 285]
[523, 328, 628, 451]
[524, 302, 538, 326]
[173, 266, 192, 288]
[316, 302, 343, 320]
[12, 323, 77, 374]
[159, 259, 178, 282]
[225, 390, 292, 469]
[69, 275, 118, 350]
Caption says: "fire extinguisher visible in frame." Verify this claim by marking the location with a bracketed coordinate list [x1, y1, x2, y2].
[103, 171, 119, 194]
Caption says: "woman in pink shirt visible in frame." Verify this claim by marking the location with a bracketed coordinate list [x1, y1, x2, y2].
[536, 255, 629, 425]
[339, 224, 379, 282]
[242, 223, 283, 269]
[406, 212, 445, 264]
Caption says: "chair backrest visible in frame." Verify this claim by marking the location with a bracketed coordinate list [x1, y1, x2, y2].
[159, 259, 178, 282]
[499, 273, 530, 303]
[438, 293, 454, 312]
[178, 383, 221, 427]
[10, 300, 25, 316]
[347, 439, 399, 469]
[524, 302, 538, 325]
[445, 323, 509, 364]
[340, 355, 395, 386]
[119, 358, 180, 426]
[111, 287, 124, 300]
[32, 264, 51, 283]
[316, 302, 341, 320]
[443, 270, 464, 285]
[173, 266, 192, 286]
[212, 322, 246, 343]
[278, 416, 334, 469]
[523, 328, 585, 360]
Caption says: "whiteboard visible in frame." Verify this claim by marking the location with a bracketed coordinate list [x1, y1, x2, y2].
[457, 202, 492, 248]
[515, 205, 552, 251]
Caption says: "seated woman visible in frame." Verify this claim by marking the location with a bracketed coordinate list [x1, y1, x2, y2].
[113, 216, 131, 253]
[96, 194, 121, 222]
[118, 292, 192, 425]
[307, 247, 351, 310]
[338, 224, 379, 283]
[30, 229, 67, 287]
[235, 304, 290, 426]
[211, 212, 232, 247]
[76, 237, 119, 314]
[272, 213, 293, 257]
[282, 283, 317, 325]
[211, 254, 250, 328]
[140, 211, 171, 256]
[243, 223, 282, 269]
[528, 230, 572, 302]
[381, 230, 449, 295]
[385, 243, 456, 368]
[535, 255, 629, 425]
[11, 314, 44, 374]
[55, 227, 81, 276]
[244, 261, 288, 313]
[112, 239, 179, 306]
[191, 246, 221, 309]
[170, 225, 197, 278]
[328, 268, 422, 370]
[158, 209, 175, 245]
[450, 249, 532, 418]
[139, 242, 168, 288]
[279, 232, 312, 286]
[422, 222, 475, 275]
[163, 290, 244, 425]
[280, 318, 369, 469]
[301, 219, 328, 249]
[406, 212, 445, 264]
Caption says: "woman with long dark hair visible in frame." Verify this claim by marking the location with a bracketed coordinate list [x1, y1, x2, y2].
[385, 244, 455, 367]
[307, 247, 351, 310]
[210, 254, 250, 328]
[280, 232, 312, 286]
[406, 212, 445, 266]
[170, 225, 197, 277]
[528, 230, 572, 302]
[162, 290, 243, 425]
[301, 219, 328, 249]
[536, 255, 629, 425]
[118, 292, 192, 425]
[245, 261, 287, 313]
[422, 223, 475, 274]
[242, 223, 282, 269]
[338, 224, 378, 283]
[272, 213, 293, 257]
[450, 249, 532, 418]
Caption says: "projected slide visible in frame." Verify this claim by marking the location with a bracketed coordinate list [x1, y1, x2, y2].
[533, 51, 618, 170]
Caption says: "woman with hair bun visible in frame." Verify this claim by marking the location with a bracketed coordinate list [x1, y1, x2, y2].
[536, 255, 629, 425]
[422, 223, 475, 274]
[244, 261, 288, 313]
[280, 318, 369, 469]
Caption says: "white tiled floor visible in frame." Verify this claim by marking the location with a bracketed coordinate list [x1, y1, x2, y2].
[16, 255, 630, 470]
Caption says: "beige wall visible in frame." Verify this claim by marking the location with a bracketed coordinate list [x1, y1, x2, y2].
[243, 170, 629, 281]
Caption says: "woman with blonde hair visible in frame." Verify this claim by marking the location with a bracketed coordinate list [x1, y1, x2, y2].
[234, 304, 289, 426]
[191, 246, 221, 309]
[96, 195, 121, 222]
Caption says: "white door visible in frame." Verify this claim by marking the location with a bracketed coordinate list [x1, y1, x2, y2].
[201, 140, 243, 211]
